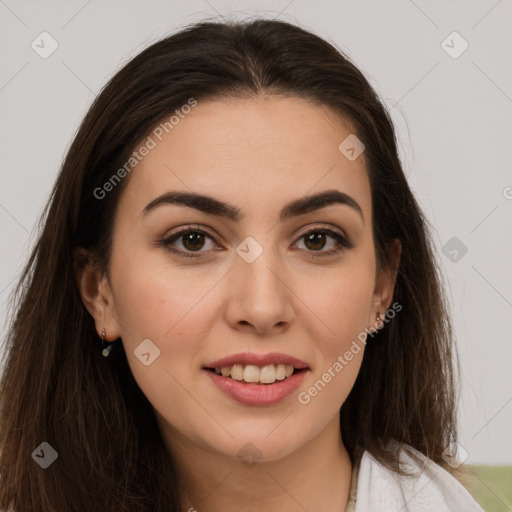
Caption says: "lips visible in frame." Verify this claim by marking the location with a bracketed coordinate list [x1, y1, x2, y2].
[204, 367, 308, 406]
[203, 352, 310, 406]
[204, 352, 310, 370]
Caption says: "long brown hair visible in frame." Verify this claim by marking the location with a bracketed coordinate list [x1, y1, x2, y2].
[0, 18, 460, 511]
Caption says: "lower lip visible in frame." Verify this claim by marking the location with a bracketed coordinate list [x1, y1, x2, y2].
[204, 369, 308, 406]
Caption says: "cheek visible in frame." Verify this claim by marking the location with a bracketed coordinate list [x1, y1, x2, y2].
[110, 239, 191, 329]
[303, 260, 375, 351]
[108, 249, 213, 416]
[296, 269, 373, 415]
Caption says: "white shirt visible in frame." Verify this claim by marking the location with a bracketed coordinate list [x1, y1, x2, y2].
[346, 442, 485, 511]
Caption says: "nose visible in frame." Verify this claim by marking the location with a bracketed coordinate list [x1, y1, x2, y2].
[224, 240, 294, 335]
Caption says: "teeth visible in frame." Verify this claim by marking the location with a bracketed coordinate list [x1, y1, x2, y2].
[243, 364, 261, 383]
[231, 364, 244, 381]
[214, 363, 297, 384]
[276, 364, 286, 380]
[259, 365, 276, 384]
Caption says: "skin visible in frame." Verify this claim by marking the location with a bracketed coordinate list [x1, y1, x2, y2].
[77, 95, 400, 511]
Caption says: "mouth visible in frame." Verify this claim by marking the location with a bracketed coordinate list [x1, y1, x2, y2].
[203, 363, 308, 385]
[203, 361, 310, 406]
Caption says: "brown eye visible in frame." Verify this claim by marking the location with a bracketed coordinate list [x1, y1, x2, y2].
[181, 232, 206, 251]
[303, 232, 329, 251]
[161, 227, 217, 258]
[294, 228, 353, 259]
[160, 225, 353, 260]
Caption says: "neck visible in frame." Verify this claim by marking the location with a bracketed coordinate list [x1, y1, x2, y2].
[159, 413, 352, 512]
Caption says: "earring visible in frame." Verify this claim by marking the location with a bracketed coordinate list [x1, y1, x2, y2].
[376, 311, 384, 326]
[100, 328, 115, 358]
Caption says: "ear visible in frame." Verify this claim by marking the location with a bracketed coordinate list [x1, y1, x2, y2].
[371, 238, 402, 319]
[73, 247, 121, 341]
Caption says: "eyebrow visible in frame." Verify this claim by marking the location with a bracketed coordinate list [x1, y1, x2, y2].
[141, 189, 364, 223]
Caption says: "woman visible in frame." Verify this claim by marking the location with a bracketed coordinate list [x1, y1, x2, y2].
[0, 18, 484, 511]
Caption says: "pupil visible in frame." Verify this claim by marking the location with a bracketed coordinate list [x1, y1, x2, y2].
[184, 233, 204, 251]
[305, 233, 325, 251]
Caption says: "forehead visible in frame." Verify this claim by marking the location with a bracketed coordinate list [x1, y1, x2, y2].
[118, 96, 371, 221]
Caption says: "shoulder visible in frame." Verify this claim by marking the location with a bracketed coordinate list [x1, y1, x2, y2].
[351, 442, 485, 511]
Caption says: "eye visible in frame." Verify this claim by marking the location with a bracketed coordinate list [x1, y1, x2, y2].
[160, 225, 218, 258]
[293, 227, 353, 259]
[159, 225, 353, 259]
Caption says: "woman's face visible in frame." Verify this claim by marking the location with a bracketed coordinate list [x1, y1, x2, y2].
[87, 96, 396, 463]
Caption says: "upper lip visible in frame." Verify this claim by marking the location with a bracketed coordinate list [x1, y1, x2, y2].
[204, 352, 309, 370]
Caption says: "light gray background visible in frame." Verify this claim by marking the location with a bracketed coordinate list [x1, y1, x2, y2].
[1, 0, 511, 465]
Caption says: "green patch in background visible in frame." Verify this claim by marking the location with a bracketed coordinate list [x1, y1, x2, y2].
[465, 465, 512, 512]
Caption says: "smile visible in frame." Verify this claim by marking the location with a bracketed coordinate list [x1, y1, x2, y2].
[207, 363, 298, 384]
[203, 368, 310, 406]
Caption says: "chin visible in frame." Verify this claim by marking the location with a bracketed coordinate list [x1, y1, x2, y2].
[212, 431, 304, 464]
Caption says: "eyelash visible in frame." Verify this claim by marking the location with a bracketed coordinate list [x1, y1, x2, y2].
[159, 224, 353, 260]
